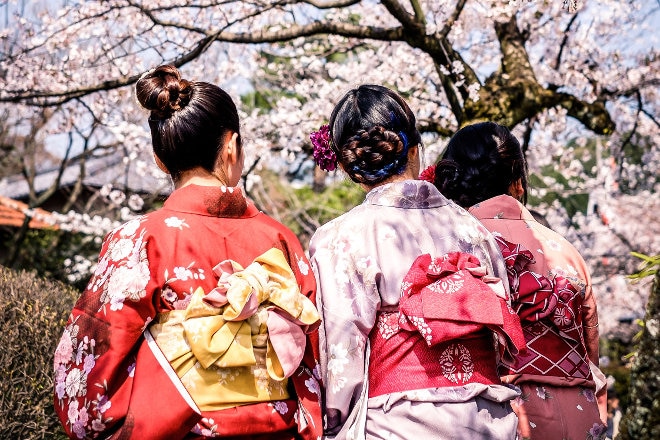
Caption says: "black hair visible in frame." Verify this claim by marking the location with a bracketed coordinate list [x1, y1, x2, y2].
[434, 121, 528, 208]
[135, 65, 242, 181]
[329, 84, 422, 185]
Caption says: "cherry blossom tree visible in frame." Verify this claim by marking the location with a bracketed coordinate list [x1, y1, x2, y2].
[0, 0, 658, 334]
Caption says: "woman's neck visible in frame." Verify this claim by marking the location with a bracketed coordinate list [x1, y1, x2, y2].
[174, 167, 228, 189]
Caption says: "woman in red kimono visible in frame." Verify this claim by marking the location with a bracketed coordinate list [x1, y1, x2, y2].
[427, 122, 607, 440]
[53, 65, 323, 440]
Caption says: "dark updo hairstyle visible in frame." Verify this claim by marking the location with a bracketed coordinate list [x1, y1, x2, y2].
[434, 122, 528, 208]
[329, 84, 422, 185]
[135, 65, 242, 181]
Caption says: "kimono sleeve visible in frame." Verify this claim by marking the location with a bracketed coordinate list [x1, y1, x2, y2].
[309, 228, 379, 436]
[52, 220, 193, 439]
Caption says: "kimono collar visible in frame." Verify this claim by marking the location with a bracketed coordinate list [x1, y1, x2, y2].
[163, 184, 259, 218]
[468, 194, 536, 222]
[364, 180, 450, 209]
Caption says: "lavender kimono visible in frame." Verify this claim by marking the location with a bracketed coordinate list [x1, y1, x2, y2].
[309, 180, 519, 440]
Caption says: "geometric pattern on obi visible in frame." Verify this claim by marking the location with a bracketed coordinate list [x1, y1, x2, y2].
[149, 248, 321, 411]
[494, 237, 591, 379]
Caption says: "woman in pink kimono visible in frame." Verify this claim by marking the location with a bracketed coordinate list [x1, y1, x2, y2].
[428, 122, 607, 440]
[308, 85, 525, 439]
[53, 65, 323, 439]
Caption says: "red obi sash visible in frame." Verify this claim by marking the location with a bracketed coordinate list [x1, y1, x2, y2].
[368, 252, 526, 397]
[495, 237, 591, 380]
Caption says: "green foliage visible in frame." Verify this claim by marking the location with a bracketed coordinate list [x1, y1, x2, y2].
[0, 228, 101, 291]
[618, 253, 660, 439]
[293, 179, 365, 229]
[0, 265, 78, 439]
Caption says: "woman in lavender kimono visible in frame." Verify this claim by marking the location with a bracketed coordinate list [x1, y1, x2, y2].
[427, 122, 607, 440]
[308, 85, 525, 439]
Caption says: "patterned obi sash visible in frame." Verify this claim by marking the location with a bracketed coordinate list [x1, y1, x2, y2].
[494, 237, 591, 380]
[149, 248, 321, 411]
[368, 252, 526, 398]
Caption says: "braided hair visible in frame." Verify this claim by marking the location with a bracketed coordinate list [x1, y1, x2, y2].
[329, 85, 422, 185]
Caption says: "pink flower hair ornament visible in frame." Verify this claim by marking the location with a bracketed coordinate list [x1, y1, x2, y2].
[310, 124, 338, 172]
[419, 164, 436, 183]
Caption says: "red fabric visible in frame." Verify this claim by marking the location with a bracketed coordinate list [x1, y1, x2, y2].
[53, 185, 323, 439]
[495, 237, 591, 379]
[369, 326, 501, 397]
[398, 252, 526, 359]
[367, 252, 526, 397]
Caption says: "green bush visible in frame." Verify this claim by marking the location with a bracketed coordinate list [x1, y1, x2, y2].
[0, 265, 79, 439]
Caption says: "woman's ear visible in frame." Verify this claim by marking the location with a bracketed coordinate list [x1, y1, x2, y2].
[153, 154, 169, 174]
[222, 132, 240, 164]
[508, 178, 525, 201]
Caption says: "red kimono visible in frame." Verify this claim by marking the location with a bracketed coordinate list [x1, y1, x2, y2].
[53, 184, 323, 439]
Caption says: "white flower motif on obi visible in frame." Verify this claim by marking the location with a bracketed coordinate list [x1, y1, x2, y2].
[328, 343, 349, 376]
[377, 312, 400, 340]
[429, 274, 464, 294]
[120, 219, 141, 237]
[109, 238, 134, 261]
[164, 216, 189, 229]
[273, 401, 289, 415]
[408, 316, 432, 344]
[173, 266, 193, 281]
[439, 343, 474, 384]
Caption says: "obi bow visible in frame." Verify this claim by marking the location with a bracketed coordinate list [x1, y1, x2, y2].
[495, 236, 582, 336]
[398, 252, 526, 363]
[179, 248, 321, 381]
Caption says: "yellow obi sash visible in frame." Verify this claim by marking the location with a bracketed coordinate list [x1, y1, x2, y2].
[149, 248, 321, 411]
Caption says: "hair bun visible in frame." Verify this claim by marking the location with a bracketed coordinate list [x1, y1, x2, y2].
[136, 65, 192, 119]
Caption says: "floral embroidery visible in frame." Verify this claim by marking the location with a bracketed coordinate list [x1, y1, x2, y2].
[273, 401, 289, 415]
[191, 417, 219, 437]
[587, 422, 607, 439]
[328, 343, 349, 393]
[305, 376, 321, 396]
[297, 254, 310, 275]
[536, 386, 551, 400]
[377, 312, 400, 340]
[54, 317, 110, 438]
[429, 274, 464, 294]
[365, 180, 447, 209]
[579, 387, 596, 402]
[164, 216, 189, 229]
[439, 343, 474, 384]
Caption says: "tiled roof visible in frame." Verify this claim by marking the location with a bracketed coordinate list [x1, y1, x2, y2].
[0, 195, 58, 229]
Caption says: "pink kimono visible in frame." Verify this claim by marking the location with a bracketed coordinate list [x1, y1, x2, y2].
[470, 194, 606, 440]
